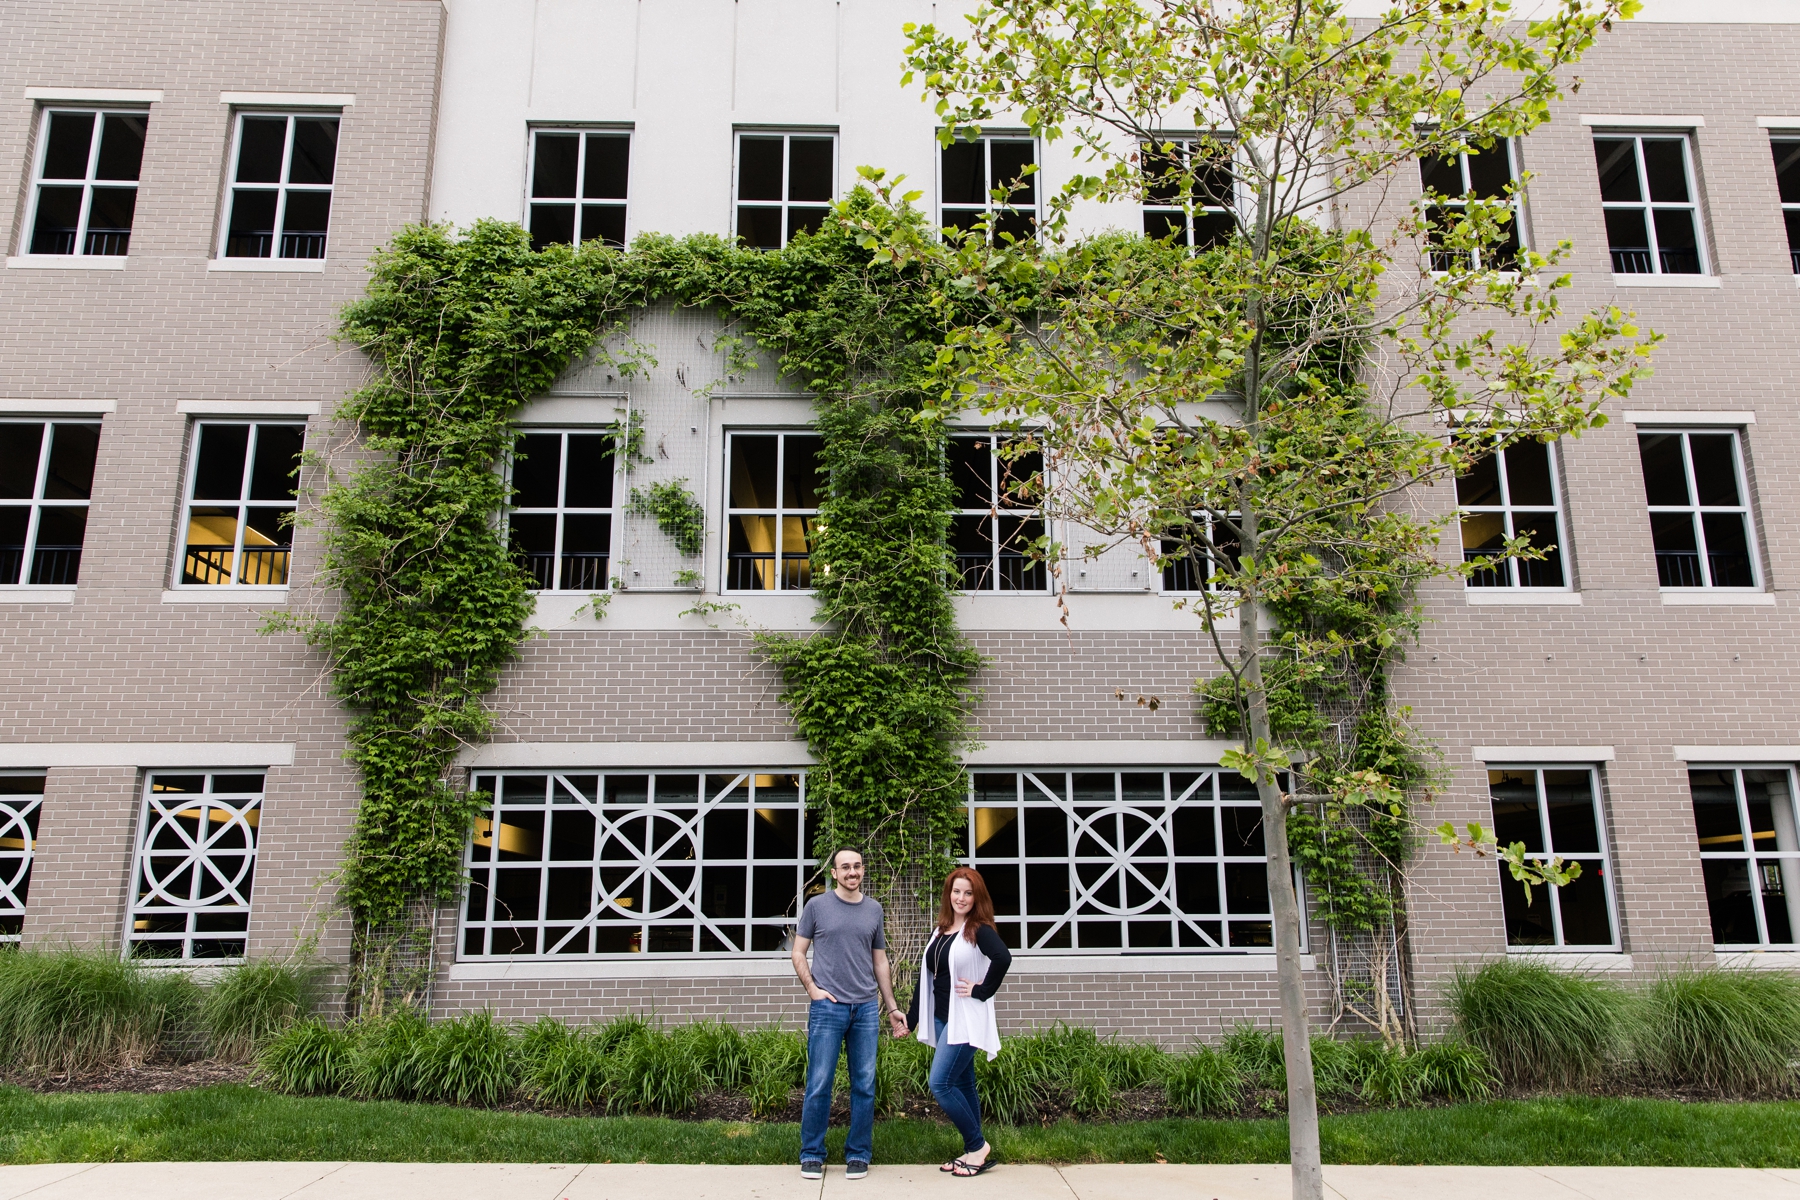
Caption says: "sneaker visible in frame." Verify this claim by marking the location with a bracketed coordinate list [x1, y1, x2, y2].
[845, 1162, 869, 1180]
[800, 1161, 824, 1180]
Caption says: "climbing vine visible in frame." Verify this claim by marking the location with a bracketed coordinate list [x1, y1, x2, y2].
[627, 480, 706, 557]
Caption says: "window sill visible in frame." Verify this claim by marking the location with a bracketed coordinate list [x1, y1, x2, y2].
[1610, 273, 1720, 288]
[1715, 950, 1800, 969]
[1464, 589, 1581, 606]
[1660, 590, 1775, 606]
[1507, 950, 1631, 970]
[0, 588, 75, 603]
[6, 255, 127, 270]
[161, 588, 288, 604]
[207, 258, 326, 273]
[447, 952, 1318, 981]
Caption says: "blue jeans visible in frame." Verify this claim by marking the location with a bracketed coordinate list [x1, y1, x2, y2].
[800, 998, 879, 1165]
[929, 1018, 985, 1154]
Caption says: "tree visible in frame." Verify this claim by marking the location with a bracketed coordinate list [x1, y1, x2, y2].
[866, 2, 1657, 1196]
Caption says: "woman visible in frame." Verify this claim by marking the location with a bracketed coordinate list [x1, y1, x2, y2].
[901, 866, 1012, 1177]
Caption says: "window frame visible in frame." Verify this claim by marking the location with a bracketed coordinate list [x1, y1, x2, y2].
[1690, 764, 1800, 950]
[722, 429, 821, 594]
[524, 126, 632, 251]
[1421, 138, 1527, 272]
[938, 131, 1039, 241]
[505, 427, 618, 594]
[1771, 137, 1800, 275]
[1594, 132, 1709, 277]
[174, 419, 305, 590]
[1488, 764, 1621, 953]
[1159, 513, 1241, 595]
[0, 773, 45, 946]
[126, 771, 264, 962]
[1, 419, 100, 589]
[732, 128, 838, 250]
[950, 432, 1049, 594]
[1140, 135, 1238, 250]
[21, 105, 149, 258]
[1639, 427, 1761, 592]
[1456, 439, 1571, 591]
[217, 110, 341, 261]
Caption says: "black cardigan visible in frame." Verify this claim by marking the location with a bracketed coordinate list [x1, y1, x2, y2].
[904, 924, 1012, 1030]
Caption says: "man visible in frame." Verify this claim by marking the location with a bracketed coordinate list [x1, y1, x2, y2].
[790, 847, 907, 1181]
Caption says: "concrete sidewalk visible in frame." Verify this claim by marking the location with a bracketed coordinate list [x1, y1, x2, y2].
[2, 1162, 1798, 1200]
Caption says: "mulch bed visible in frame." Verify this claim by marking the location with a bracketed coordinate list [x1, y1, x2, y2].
[3, 1058, 252, 1094]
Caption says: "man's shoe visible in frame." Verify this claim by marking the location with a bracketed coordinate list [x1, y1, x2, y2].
[845, 1162, 869, 1180]
[801, 1161, 824, 1180]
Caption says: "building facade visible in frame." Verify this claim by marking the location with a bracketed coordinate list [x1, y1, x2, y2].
[2, 0, 1797, 1043]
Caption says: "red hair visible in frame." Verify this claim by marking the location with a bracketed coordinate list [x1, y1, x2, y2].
[936, 867, 996, 943]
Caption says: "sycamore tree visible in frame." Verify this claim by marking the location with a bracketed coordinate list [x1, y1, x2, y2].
[860, 1, 1659, 1195]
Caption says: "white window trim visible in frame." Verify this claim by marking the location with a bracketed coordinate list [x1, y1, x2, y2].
[505, 427, 618, 595]
[0, 744, 293, 768]
[1140, 134, 1238, 249]
[937, 130, 1041, 236]
[1690, 764, 1800, 950]
[1474, 746, 1614, 763]
[219, 92, 353, 108]
[1773, 135, 1800, 278]
[25, 88, 162, 104]
[732, 128, 839, 249]
[7, 255, 127, 270]
[172, 420, 305, 591]
[0, 771, 44, 945]
[1421, 137, 1528, 273]
[215, 112, 339, 264]
[1623, 410, 1753, 426]
[1677, 748, 1800, 763]
[952, 432, 1050, 595]
[0, 399, 115, 416]
[1456, 439, 1572, 593]
[1595, 132, 1710, 279]
[523, 126, 632, 250]
[20, 106, 149, 262]
[1487, 763, 1623, 954]
[125, 771, 265, 963]
[206, 259, 324, 274]
[1581, 114, 1705, 129]
[1464, 590, 1582, 606]
[2, 417, 99, 592]
[721, 429, 820, 595]
[176, 400, 321, 418]
[1640, 426, 1763, 593]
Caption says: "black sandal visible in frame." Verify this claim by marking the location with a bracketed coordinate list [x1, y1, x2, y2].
[951, 1158, 996, 1177]
[940, 1160, 961, 1173]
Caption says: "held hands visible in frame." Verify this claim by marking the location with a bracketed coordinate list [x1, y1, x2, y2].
[888, 1009, 909, 1038]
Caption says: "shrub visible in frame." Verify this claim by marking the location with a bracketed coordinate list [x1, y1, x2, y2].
[1221, 1024, 1285, 1089]
[413, 1009, 516, 1106]
[611, 1026, 703, 1114]
[973, 1038, 1041, 1123]
[1164, 1044, 1243, 1115]
[525, 1028, 612, 1110]
[516, 1014, 578, 1073]
[202, 959, 326, 1061]
[1405, 1039, 1496, 1102]
[0, 947, 187, 1073]
[256, 1017, 353, 1095]
[673, 1019, 749, 1090]
[1448, 959, 1632, 1088]
[1639, 969, 1800, 1094]
[745, 1027, 806, 1118]
[349, 1006, 431, 1100]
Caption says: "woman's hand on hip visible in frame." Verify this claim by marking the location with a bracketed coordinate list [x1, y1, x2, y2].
[954, 977, 977, 997]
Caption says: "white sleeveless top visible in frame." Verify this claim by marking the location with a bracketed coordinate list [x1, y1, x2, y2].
[915, 928, 1003, 1061]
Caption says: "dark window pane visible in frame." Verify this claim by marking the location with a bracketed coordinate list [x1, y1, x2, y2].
[753, 806, 798, 858]
[1555, 867, 1614, 946]
[1144, 209, 1187, 242]
[42, 424, 98, 501]
[992, 208, 1034, 242]
[1456, 452, 1502, 507]
[1542, 771, 1599, 853]
[1193, 210, 1234, 249]
[1222, 807, 1264, 856]
[1687, 434, 1740, 506]
[1652, 208, 1701, 274]
[1193, 150, 1234, 209]
[1171, 806, 1216, 857]
[1488, 770, 1544, 852]
[225, 190, 277, 257]
[701, 866, 747, 918]
[30, 507, 87, 584]
[989, 139, 1035, 204]
[29, 187, 81, 255]
[1759, 860, 1796, 944]
[0, 508, 26, 584]
[1223, 863, 1269, 914]
[788, 137, 833, 202]
[529, 204, 575, 250]
[560, 512, 610, 555]
[1498, 865, 1555, 945]
[1594, 138, 1641, 203]
[236, 118, 288, 184]
[973, 808, 1017, 858]
[984, 865, 1021, 917]
[1776, 141, 1800, 204]
[279, 191, 330, 259]
[949, 438, 991, 509]
[247, 425, 302, 501]
[727, 514, 775, 589]
[533, 133, 579, 198]
[782, 436, 822, 509]
[1785, 212, 1800, 271]
[549, 808, 596, 860]
[729, 436, 778, 508]
[1465, 143, 1514, 200]
[1650, 512, 1701, 586]
[1419, 152, 1463, 197]
[1641, 139, 1689, 203]
[1690, 770, 1744, 850]
[564, 434, 614, 508]
[940, 207, 983, 239]
[1, 425, 46, 499]
[509, 513, 556, 589]
[580, 205, 626, 248]
[1702, 512, 1755, 587]
[941, 139, 984, 206]
[193, 425, 250, 500]
[492, 867, 542, 921]
[1022, 806, 1066, 857]
[1603, 208, 1650, 273]
[512, 433, 562, 508]
[1143, 142, 1184, 205]
[544, 867, 594, 920]
[1175, 862, 1220, 915]
[583, 134, 629, 199]
[787, 206, 828, 242]
[288, 119, 338, 185]
[85, 188, 136, 253]
[737, 206, 782, 250]
[1503, 442, 1554, 506]
[95, 114, 147, 181]
[738, 136, 784, 202]
[41, 112, 96, 179]
[1638, 433, 1689, 506]
[1511, 514, 1564, 588]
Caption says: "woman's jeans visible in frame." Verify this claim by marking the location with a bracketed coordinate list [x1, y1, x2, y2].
[929, 1018, 985, 1154]
[800, 998, 878, 1165]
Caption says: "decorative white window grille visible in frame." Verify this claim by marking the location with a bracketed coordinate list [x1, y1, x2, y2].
[221, 113, 339, 260]
[460, 771, 815, 957]
[940, 134, 1036, 241]
[507, 430, 615, 592]
[966, 769, 1283, 953]
[735, 131, 835, 249]
[950, 434, 1046, 592]
[1773, 139, 1800, 275]
[1457, 441, 1569, 589]
[1, 421, 100, 588]
[1690, 766, 1800, 949]
[0, 774, 44, 945]
[128, 772, 264, 960]
[1142, 138, 1235, 249]
[25, 107, 147, 256]
[527, 129, 629, 250]
[178, 422, 304, 588]
[1637, 429, 1759, 590]
[1420, 139, 1524, 271]
[1487, 767, 1619, 951]
[724, 431, 821, 592]
[1593, 134, 1706, 276]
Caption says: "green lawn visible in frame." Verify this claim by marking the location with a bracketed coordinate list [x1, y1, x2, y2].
[0, 1086, 1795, 1167]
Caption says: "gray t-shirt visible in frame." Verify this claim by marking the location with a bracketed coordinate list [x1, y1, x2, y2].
[797, 891, 887, 1005]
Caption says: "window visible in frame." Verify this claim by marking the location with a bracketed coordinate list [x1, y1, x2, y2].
[1161, 516, 1241, 593]
[0, 775, 44, 945]
[724, 431, 821, 591]
[1142, 138, 1235, 249]
[1, 421, 100, 587]
[1637, 430, 1758, 589]
[528, 129, 629, 251]
[1593, 135, 1705, 275]
[966, 769, 1284, 952]
[1487, 767, 1617, 950]
[735, 132, 834, 249]
[1457, 441, 1567, 589]
[1420, 140, 1523, 270]
[1690, 767, 1800, 948]
[951, 435, 1045, 592]
[25, 108, 147, 256]
[221, 113, 339, 259]
[460, 770, 815, 957]
[1772, 139, 1800, 275]
[179, 422, 303, 587]
[941, 134, 1036, 240]
[128, 772, 263, 960]
[508, 431, 615, 592]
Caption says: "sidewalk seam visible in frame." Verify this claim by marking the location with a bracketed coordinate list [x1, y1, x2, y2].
[0, 1163, 98, 1200]
[273, 1162, 348, 1200]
